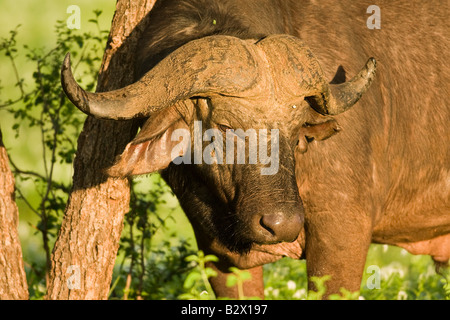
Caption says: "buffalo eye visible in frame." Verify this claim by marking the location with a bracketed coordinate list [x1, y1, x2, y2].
[218, 123, 233, 133]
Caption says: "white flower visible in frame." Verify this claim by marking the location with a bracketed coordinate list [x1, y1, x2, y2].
[397, 290, 408, 300]
[272, 289, 280, 298]
[293, 289, 306, 299]
[381, 262, 405, 280]
[287, 280, 296, 291]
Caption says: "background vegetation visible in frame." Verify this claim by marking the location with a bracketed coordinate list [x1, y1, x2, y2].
[0, 0, 448, 300]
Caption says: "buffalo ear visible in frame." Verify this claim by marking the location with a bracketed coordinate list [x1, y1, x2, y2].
[106, 107, 191, 177]
[294, 119, 341, 154]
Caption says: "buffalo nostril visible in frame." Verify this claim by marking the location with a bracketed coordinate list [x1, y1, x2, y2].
[260, 212, 302, 242]
[260, 213, 281, 236]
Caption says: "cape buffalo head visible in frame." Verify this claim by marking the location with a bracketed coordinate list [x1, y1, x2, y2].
[61, 34, 376, 253]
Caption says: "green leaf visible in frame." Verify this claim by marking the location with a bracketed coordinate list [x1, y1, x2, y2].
[185, 254, 199, 263]
[205, 268, 218, 278]
[204, 254, 219, 263]
[183, 272, 201, 289]
[93, 9, 102, 17]
[226, 275, 238, 288]
[239, 271, 252, 281]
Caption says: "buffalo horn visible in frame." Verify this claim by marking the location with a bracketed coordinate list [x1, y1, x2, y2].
[307, 58, 377, 115]
[61, 36, 264, 120]
[256, 35, 376, 116]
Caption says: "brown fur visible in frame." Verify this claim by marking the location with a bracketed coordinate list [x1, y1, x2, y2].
[91, 0, 449, 297]
[291, 0, 449, 295]
[134, 0, 449, 297]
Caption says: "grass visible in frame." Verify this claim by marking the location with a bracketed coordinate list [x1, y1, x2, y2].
[262, 244, 449, 300]
[127, 239, 449, 300]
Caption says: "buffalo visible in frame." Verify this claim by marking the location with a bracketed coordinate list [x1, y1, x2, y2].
[61, 0, 449, 298]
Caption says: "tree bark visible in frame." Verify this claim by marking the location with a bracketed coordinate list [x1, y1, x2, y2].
[46, 0, 156, 300]
[0, 128, 29, 300]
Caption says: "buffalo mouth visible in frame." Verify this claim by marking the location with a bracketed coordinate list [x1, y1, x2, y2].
[210, 207, 303, 254]
[205, 226, 305, 269]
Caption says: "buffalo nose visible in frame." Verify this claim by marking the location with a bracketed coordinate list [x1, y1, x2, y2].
[260, 212, 302, 243]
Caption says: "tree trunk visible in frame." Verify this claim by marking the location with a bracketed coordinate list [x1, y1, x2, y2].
[46, 0, 157, 300]
[0, 128, 29, 300]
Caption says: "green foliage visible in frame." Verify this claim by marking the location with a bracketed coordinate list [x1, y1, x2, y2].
[179, 250, 218, 300]
[263, 258, 308, 299]
[307, 275, 359, 300]
[0, 12, 109, 293]
[110, 238, 197, 300]
[307, 275, 331, 300]
[262, 246, 449, 300]
[226, 267, 254, 300]
[442, 269, 450, 300]
[178, 253, 258, 301]
[110, 176, 198, 300]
